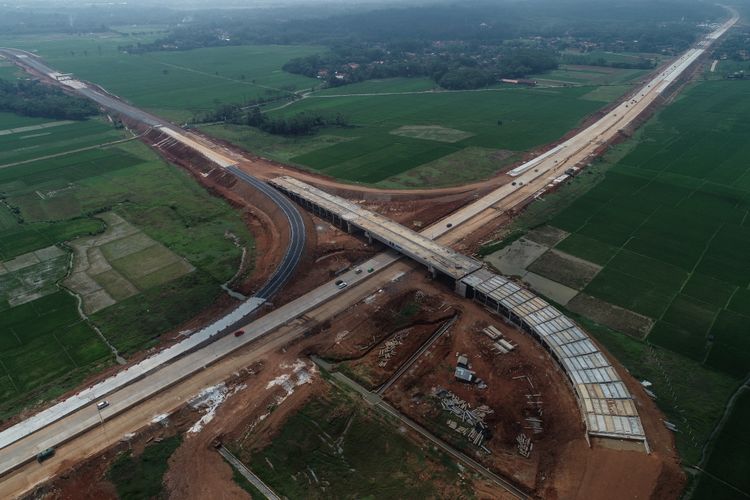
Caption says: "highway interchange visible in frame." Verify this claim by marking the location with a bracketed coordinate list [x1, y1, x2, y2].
[0, 11, 739, 496]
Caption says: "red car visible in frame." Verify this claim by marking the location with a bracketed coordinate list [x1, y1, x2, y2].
[234, 330, 245, 337]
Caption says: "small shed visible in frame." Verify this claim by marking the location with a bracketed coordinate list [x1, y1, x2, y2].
[457, 355, 469, 368]
[455, 367, 476, 383]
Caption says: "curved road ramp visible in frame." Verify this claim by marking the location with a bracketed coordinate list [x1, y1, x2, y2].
[270, 175, 648, 450]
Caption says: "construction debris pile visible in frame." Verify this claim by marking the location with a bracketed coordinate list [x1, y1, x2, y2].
[434, 388, 493, 448]
[516, 433, 533, 458]
[513, 375, 543, 457]
[481, 325, 517, 354]
[378, 330, 409, 367]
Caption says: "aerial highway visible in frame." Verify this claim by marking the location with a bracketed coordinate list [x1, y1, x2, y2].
[0, 10, 738, 497]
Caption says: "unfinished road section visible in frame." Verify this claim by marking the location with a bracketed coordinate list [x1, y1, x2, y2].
[272, 176, 647, 448]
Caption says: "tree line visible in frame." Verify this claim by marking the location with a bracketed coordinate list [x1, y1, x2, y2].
[193, 103, 349, 136]
[283, 44, 558, 90]
[0, 79, 99, 120]
[560, 53, 656, 69]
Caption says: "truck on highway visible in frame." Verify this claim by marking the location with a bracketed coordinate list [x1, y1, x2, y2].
[36, 448, 55, 463]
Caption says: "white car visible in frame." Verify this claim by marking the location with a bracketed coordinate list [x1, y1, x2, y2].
[335, 280, 348, 289]
[96, 400, 109, 410]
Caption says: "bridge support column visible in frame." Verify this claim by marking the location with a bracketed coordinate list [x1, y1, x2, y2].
[364, 231, 373, 244]
[428, 266, 437, 279]
[346, 221, 353, 234]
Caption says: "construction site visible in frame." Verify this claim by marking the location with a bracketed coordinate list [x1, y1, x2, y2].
[0, 10, 740, 500]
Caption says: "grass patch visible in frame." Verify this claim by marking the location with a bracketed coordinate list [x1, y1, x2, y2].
[229, 466, 266, 500]
[91, 270, 221, 355]
[693, 389, 750, 499]
[234, 383, 463, 499]
[108, 435, 182, 500]
[389, 125, 474, 143]
[377, 146, 519, 189]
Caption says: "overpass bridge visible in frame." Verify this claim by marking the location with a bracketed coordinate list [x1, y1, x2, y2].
[269, 176, 482, 282]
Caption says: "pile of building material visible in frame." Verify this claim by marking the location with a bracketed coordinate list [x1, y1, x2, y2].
[482, 325, 517, 354]
[516, 433, 533, 458]
[514, 375, 544, 435]
[434, 388, 493, 447]
[378, 331, 407, 367]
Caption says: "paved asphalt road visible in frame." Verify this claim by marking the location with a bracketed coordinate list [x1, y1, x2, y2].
[228, 166, 306, 300]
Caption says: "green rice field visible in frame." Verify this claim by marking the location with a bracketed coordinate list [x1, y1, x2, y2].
[483, 79, 750, 487]
[0, 33, 321, 122]
[547, 81, 750, 378]
[198, 83, 636, 188]
[692, 388, 750, 499]
[0, 102, 254, 419]
[0, 118, 123, 166]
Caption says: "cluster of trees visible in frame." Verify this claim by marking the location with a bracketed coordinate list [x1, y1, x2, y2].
[284, 44, 558, 90]
[120, 1, 722, 54]
[0, 4, 182, 36]
[194, 104, 349, 136]
[114, 1, 720, 91]
[713, 29, 750, 61]
[0, 79, 98, 120]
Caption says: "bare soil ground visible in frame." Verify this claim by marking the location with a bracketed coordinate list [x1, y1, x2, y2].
[317, 286, 457, 388]
[32, 400, 203, 500]
[29, 265, 683, 500]
[522, 225, 569, 247]
[382, 285, 584, 493]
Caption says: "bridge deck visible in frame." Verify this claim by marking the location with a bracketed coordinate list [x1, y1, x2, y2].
[270, 176, 482, 280]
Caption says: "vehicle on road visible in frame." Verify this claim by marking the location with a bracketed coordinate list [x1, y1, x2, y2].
[355, 268, 363, 274]
[335, 280, 348, 289]
[36, 448, 55, 463]
[367, 268, 374, 273]
[234, 330, 245, 337]
[96, 401, 109, 410]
